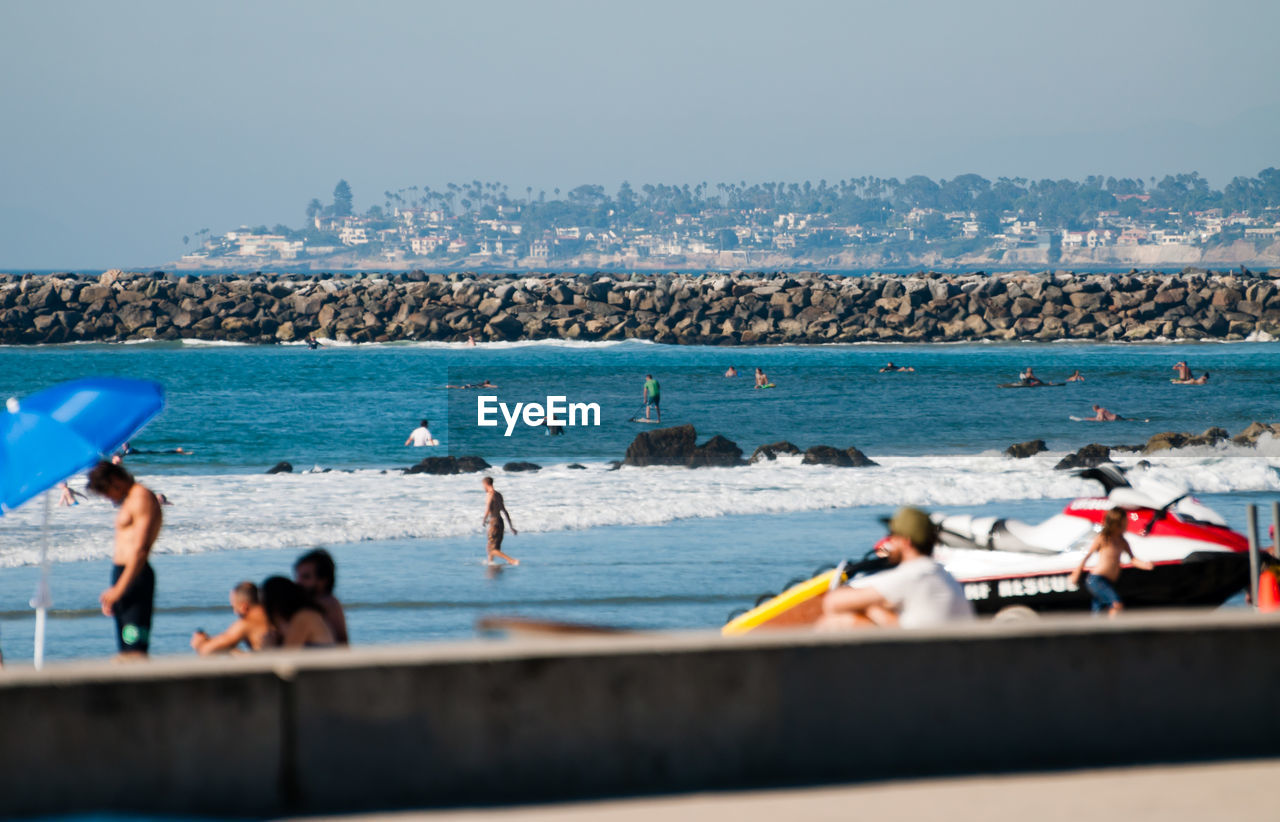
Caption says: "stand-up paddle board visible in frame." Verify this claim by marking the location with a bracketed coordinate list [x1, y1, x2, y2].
[628, 418, 664, 424]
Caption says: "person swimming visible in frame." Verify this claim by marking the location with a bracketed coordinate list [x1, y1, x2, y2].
[724, 366, 738, 377]
[1067, 370, 1085, 382]
[446, 379, 497, 389]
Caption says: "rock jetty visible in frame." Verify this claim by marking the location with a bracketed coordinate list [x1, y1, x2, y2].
[2, 268, 1278, 345]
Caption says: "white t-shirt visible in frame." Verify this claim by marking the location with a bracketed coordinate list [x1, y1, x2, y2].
[408, 426, 436, 447]
[852, 557, 974, 628]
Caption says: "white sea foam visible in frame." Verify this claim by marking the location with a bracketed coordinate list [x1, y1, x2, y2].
[2, 448, 1277, 568]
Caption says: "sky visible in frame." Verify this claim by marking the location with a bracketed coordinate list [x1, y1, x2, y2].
[1, 0, 1277, 268]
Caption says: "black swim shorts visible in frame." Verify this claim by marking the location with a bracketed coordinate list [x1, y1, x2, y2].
[111, 562, 155, 653]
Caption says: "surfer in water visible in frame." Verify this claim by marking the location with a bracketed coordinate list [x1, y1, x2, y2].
[405, 419, 437, 447]
[1067, 369, 1085, 382]
[879, 362, 914, 372]
[1172, 371, 1210, 385]
[446, 379, 497, 389]
[1019, 367, 1044, 387]
[1173, 360, 1192, 381]
[642, 374, 661, 422]
[724, 366, 738, 377]
[1089, 404, 1120, 421]
[306, 337, 321, 350]
[754, 367, 770, 388]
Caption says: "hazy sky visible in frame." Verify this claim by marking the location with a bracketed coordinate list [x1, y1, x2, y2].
[2, 0, 1277, 268]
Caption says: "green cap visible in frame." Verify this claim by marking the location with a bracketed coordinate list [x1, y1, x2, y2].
[888, 506, 936, 550]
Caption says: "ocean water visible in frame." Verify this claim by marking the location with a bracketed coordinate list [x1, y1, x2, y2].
[1, 339, 1278, 663]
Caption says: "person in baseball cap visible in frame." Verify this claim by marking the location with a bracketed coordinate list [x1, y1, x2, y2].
[819, 506, 972, 629]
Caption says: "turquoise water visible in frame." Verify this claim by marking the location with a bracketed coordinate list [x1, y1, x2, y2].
[5, 339, 1277, 468]
[1, 339, 1278, 664]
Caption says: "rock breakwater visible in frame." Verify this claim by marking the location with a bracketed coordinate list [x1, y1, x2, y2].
[2, 268, 1279, 345]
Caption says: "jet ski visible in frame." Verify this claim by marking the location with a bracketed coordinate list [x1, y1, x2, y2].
[723, 465, 1256, 634]
[933, 464, 1252, 613]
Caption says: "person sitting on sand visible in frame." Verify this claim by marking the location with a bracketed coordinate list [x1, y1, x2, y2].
[1019, 367, 1043, 386]
[405, 418, 438, 447]
[191, 581, 272, 654]
[724, 366, 738, 378]
[1067, 370, 1085, 382]
[1068, 507, 1154, 618]
[57, 481, 86, 507]
[261, 576, 336, 648]
[1090, 404, 1121, 421]
[293, 549, 348, 645]
[818, 507, 974, 630]
[1173, 360, 1192, 381]
[754, 367, 770, 388]
[879, 362, 915, 373]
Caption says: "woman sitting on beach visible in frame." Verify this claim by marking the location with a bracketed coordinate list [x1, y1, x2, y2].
[260, 576, 336, 649]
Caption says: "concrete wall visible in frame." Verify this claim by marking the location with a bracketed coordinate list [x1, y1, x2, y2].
[2, 611, 1279, 816]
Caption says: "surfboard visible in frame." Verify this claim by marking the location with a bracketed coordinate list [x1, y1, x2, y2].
[997, 382, 1063, 388]
[722, 569, 842, 635]
[1070, 415, 1150, 422]
[754, 383, 776, 389]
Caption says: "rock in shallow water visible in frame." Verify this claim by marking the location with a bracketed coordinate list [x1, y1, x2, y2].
[1005, 440, 1047, 459]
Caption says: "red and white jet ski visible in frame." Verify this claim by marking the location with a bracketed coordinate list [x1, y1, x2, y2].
[723, 465, 1256, 633]
[933, 465, 1251, 613]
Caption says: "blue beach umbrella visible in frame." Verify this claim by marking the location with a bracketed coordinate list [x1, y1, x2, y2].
[1, 377, 165, 667]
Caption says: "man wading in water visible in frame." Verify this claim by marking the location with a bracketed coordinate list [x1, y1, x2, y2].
[482, 476, 519, 566]
[89, 461, 163, 659]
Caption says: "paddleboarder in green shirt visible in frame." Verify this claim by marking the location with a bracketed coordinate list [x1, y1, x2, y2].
[643, 374, 661, 422]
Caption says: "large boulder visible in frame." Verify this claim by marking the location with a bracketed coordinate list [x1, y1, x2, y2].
[748, 441, 801, 464]
[844, 446, 879, 467]
[1232, 421, 1280, 446]
[623, 424, 697, 467]
[1005, 440, 1047, 459]
[1054, 444, 1112, 470]
[802, 445, 857, 467]
[503, 461, 541, 472]
[1143, 431, 1189, 453]
[405, 455, 492, 475]
[686, 435, 745, 468]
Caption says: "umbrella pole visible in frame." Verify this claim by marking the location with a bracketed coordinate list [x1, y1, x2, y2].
[32, 489, 52, 670]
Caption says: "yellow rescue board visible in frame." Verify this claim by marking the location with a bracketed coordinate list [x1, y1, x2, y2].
[722, 568, 842, 635]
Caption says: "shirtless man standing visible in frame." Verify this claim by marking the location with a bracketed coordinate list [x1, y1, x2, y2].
[482, 476, 519, 565]
[191, 581, 272, 654]
[88, 461, 162, 658]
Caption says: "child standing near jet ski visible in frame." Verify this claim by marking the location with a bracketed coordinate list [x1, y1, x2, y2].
[1068, 507, 1155, 617]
